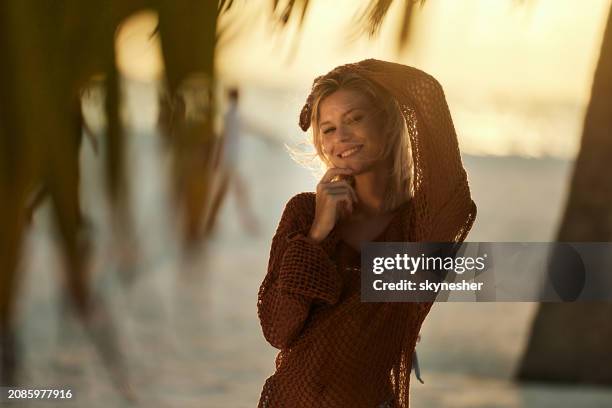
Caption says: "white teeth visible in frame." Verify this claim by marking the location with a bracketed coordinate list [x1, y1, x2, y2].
[340, 146, 361, 158]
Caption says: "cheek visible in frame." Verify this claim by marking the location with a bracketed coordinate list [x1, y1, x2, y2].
[361, 133, 387, 162]
[320, 140, 329, 156]
[362, 125, 382, 150]
[320, 140, 335, 163]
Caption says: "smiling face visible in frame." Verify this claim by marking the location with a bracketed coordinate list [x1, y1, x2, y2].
[317, 88, 386, 175]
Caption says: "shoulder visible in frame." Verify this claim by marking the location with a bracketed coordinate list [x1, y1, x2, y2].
[284, 192, 316, 215]
[276, 192, 316, 229]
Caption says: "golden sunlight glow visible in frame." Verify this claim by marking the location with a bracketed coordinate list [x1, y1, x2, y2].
[116, 10, 163, 82]
[216, 0, 610, 103]
[115, 0, 612, 157]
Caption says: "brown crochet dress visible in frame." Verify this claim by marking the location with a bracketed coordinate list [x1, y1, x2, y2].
[257, 59, 477, 407]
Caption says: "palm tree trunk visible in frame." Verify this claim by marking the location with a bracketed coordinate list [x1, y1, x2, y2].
[517, 4, 612, 385]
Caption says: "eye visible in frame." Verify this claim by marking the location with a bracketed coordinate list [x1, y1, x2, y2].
[346, 115, 363, 125]
[323, 127, 335, 135]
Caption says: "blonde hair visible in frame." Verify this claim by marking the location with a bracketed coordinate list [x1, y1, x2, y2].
[309, 72, 414, 211]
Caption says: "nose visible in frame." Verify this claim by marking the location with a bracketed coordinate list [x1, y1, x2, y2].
[334, 123, 352, 142]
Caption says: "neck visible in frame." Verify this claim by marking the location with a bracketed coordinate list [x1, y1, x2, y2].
[353, 165, 390, 215]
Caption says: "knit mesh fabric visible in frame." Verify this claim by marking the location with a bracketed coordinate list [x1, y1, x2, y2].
[257, 59, 477, 407]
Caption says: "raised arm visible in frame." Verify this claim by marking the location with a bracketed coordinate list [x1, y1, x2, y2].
[257, 193, 343, 349]
[405, 71, 476, 241]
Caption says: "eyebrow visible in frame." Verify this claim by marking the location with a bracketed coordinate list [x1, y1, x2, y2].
[318, 107, 365, 128]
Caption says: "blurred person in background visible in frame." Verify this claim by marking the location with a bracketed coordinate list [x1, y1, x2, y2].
[205, 87, 260, 236]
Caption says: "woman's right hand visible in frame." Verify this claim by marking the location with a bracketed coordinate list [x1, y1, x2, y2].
[308, 168, 358, 242]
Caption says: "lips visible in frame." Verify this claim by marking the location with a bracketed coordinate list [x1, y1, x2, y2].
[337, 145, 363, 158]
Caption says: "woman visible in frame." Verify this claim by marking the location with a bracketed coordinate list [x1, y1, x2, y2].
[257, 59, 477, 407]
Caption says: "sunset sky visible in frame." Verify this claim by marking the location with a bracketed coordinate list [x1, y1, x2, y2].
[215, 0, 610, 103]
[117, 0, 610, 101]
[115, 0, 611, 157]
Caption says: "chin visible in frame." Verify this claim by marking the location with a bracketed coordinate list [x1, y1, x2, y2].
[343, 160, 377, 175]
[330, 160, 359, 173]
[329, 155, 378, 174]
[346, 165, 365, 175]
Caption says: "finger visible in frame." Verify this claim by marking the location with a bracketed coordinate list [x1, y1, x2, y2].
[342, 196, 354, 213]
[321, 167, 353, 183]
[324, 185, 351, 195]
[327, 180, 358, 202]
[318, 183, 346, 195]
[326, 188, 351, 196]
[330, 193, 354, 213]
[324, 187, 356, 204]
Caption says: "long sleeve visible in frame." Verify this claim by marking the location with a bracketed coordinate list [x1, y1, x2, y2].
[257, 193, 343, 349]
[404, 71, 476, 241]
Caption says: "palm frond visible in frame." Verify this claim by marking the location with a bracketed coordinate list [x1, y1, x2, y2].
[218, 0, 235, 14]
[358, 0, 427, 38]
[397, 0, 417, 50]
[270, 0, 310, 28]
[361, 0, 394, 37]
